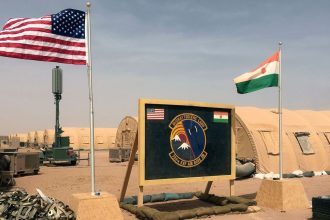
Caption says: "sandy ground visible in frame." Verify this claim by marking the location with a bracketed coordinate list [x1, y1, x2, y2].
[12, 150, 330, 220]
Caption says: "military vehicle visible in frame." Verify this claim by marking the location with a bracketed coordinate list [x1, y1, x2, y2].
[39, 66, 78, 166]
[0, 147, 40, 186]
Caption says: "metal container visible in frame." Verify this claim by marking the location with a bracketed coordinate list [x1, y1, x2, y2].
[109, 147, 131, 162]
[0, 148, 40, 176]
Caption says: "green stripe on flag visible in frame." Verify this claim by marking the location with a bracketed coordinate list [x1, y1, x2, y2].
[214, 118, 228, 123]
[235, 73, 278, 94]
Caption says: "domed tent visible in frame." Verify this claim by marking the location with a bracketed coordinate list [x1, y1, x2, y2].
[43, 129, 55, 146]
[26, 132, 34, 147]
[114, 116, 138, 149]
[236, 107, 330, 173]
[43, 127, 117, 150]
[9, 133, 28, 147]
[110, 116, 138, 162]
[34, 130, 45, 147]
[293, 110, 330, 166]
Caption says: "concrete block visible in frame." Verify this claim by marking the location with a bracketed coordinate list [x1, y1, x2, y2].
[256, 179, 310, 210]
[70, 192, 124, 220]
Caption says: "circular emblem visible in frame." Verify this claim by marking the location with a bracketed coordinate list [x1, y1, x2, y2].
[169, 113, 208, 168]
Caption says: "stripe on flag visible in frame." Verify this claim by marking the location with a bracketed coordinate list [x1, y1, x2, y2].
[147, 108, 164, 120]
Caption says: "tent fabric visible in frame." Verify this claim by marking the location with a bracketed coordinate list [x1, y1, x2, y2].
[236, 107, 330, 173]
[13, 127, 117, 150]
[115, 116, 138, 149]
[34, 130, 44, 145]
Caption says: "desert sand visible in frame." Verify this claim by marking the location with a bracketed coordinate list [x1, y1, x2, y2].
[14, 150, 330, 220]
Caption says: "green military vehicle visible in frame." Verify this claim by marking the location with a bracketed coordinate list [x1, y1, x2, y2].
[41, 136, 77, 165]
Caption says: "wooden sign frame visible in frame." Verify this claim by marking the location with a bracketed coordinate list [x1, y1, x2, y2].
[120, 98, 236, 206]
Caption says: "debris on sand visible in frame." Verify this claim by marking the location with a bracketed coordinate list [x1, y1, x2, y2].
[0, 188, 75, 219]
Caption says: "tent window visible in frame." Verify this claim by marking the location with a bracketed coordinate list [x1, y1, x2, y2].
[260, 131, 278, 155]
[96, 136, 104, 144]
[294, 132, 314, 154]
[324, 132, 330, 146]
[82, 136, 89, 144]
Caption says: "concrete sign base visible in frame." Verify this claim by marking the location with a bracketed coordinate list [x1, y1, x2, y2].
[256, 179, 310, 210]
[70, 192, 123, 220]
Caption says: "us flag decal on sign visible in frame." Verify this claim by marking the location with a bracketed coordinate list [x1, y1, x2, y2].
[147, 108, 164, 120]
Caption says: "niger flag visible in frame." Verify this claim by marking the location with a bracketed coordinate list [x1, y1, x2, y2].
[234, 51, 279, 94]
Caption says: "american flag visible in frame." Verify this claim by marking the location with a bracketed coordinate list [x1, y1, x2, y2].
[147, 108, 164, 120]
[0, 8, 86, 65]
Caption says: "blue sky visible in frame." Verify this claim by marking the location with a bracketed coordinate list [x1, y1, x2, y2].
[0, 0, 329, 134]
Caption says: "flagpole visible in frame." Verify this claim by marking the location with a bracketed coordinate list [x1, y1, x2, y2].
[86, 2, 96, 195]
[278, 42, 283, 180]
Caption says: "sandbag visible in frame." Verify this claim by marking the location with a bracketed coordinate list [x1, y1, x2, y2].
[143, 195, 152, 203]
[194, 191, 203, 198]
[120, 203, 138, 214]
[175, 209, 197, 219]
[150, 193, 166, 202]
[208, 195, 219, 204]
[122, 197, 137, 205]
[197, 193, 213, 201]
[152, 211, 180, 220]
[212, 206, 231, 215]
[207, 195, 228, 206]
[138, 206, 159, 219]
[226, 196, 256, 206]
[303, 171, 314, 177]
[177, 192, 194, 200]
[136, 207, 148, 219]
[215, 197, 228, 206]
[164, 193, 180, 201]
[226, 203, 248, 212]
[236, 162, 255, 178]
[195, 207, 215, 217]
[283, 173, 297, 178]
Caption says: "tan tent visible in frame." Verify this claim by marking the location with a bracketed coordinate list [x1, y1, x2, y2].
[94, 128, 117, 150]
[114, 116, 138, 149]
[34, 130, 45, 147]
[9, 133, 27, 143]
[44, 129, 55, 146]
[26, 132, 34, 147]
[61, 127, 80, 149]
[42, 127, 117, 150]
[236, 107, 330, 173]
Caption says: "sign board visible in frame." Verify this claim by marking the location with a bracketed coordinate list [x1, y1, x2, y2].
[139, 99, 236, 186]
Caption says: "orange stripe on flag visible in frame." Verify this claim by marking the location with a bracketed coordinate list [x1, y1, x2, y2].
[252, 51, 279, 72]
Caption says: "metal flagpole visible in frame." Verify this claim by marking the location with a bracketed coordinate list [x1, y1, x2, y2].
[86, 2, 96, 195]
[278, 42, 283, 180]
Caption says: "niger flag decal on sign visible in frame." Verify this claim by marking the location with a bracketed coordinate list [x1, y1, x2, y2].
[213, 112, 228, 123]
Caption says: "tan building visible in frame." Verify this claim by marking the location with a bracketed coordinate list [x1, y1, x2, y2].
[44, 127, 117, 150]
[9, 127, 117, 150]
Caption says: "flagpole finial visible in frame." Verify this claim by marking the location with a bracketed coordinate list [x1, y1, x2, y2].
[279, 42, 283, 46]
[86, 2, 91, 7]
